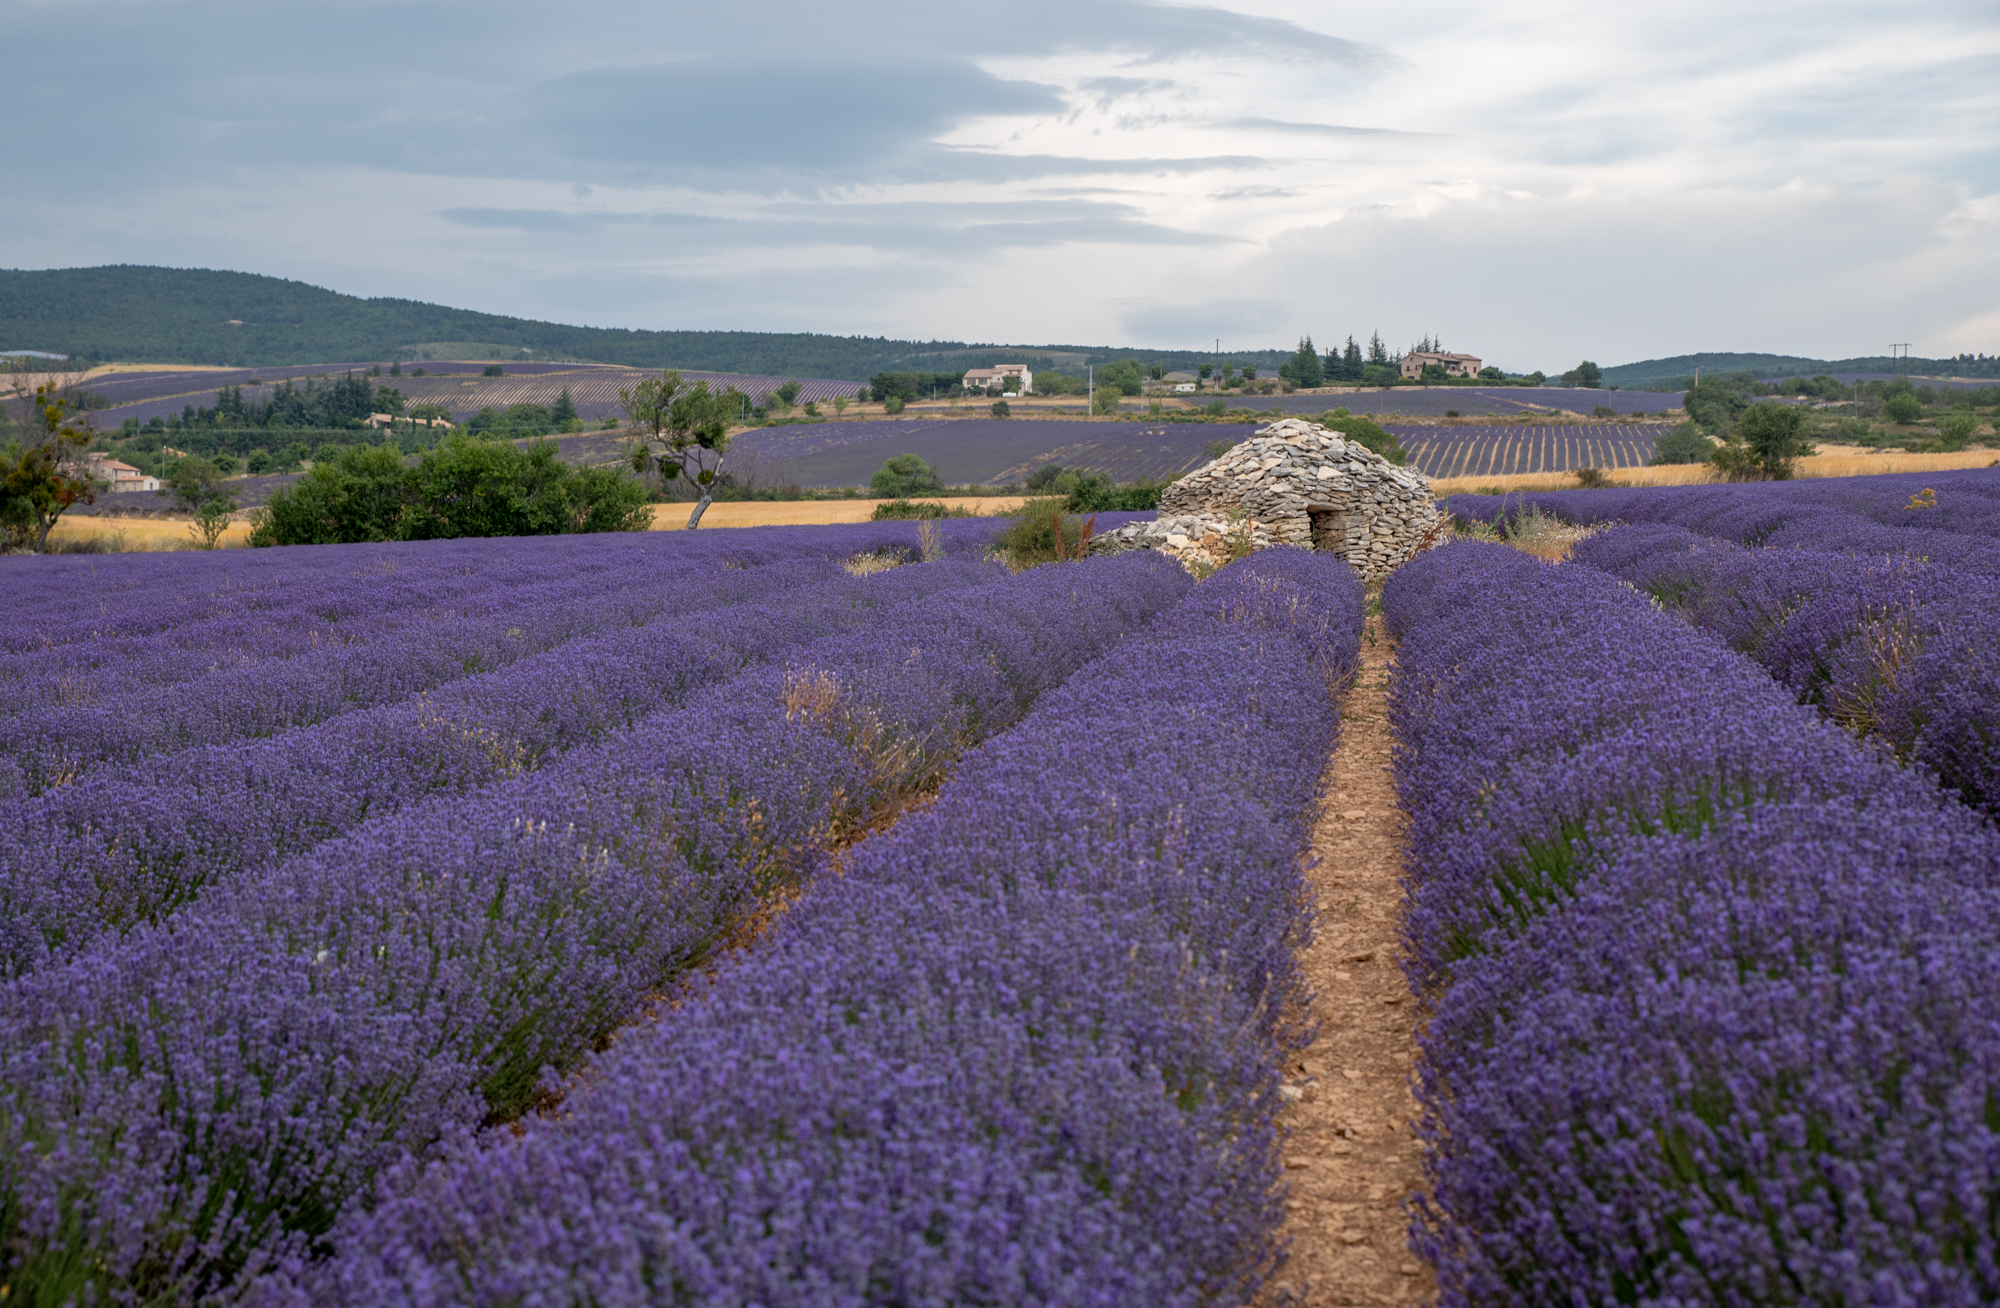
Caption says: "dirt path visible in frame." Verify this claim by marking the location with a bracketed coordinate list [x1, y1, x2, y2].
[1267, 607, 1430, 1307]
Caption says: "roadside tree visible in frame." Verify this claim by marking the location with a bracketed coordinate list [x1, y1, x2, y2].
[1, 382, 100, 552]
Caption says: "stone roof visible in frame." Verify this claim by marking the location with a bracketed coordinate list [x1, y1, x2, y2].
[1094, 418, 1442, 576]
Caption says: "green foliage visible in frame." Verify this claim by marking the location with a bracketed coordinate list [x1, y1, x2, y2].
[998, 497, 1094, 566]
[1092, 387, 1122, 415]
[1203, 438, 1237, 459]
[0, 384, 100, 552]
[1884, 393, 1924, 424]
[869, 500, 972, 520]
[1683, 375, 1755, 432]
[1318, 413, 1407, 464]
[1937, 414, 1978, 451]
[481, 364, 505, 377]
[247, 437, 649, 546]
[868, 372, 959, 403]
[1279, 335, 1324, 388]
[990, 399, 1010, 418]
[1592, 405, 1619, 418]
[550, 389, 577, 425]
[468, 404, 555, 437]
[1711, 403, 1817, 480]
[1421, 363, 1447, 383]
[157, 455, 238, 548]
[1561, 360, 1603, 388]
[883, 396, 906, 415]
[1097, 360, 1143, 397]
[1650, 426, 1717, 465]
[621, 369, 744, 527]
[1359, 363, 1400, 387]
[869, 453, 944, 499]
[1065, 474, 1160, 513]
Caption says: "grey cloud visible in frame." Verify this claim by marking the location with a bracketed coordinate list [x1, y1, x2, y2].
[1223, 117, 1425, 139]
[1120, 298, 1291, 343]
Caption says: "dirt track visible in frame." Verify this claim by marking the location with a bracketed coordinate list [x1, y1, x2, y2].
[1267, 607, 1430, 1307]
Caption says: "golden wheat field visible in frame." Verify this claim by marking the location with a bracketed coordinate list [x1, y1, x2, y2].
[1428, 445, 1998, 497]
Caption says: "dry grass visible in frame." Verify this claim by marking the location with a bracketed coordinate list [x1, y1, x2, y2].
[47, 514, 257, 550]
[649, 497, 1024, 530]
[1429, 445, 1997, 498]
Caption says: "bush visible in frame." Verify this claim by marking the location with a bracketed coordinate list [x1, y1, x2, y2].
[883, 396, 906, 415]
[998, 497, 1095, 566]
[481, 364, 505, 377]
[869, 500, 973, 520]
[1573, 467, 1612, 489]
[1319, 413, 1407, 464]
[990, 399, 1010, 418]
[1884, 393, 1924, 424]
[869, 453, 943, 499]
[1937, 414, 1978, 450]
[1649, 426, 1715, 465]
[247, 437, 651, 546]
[1591, 405, 1618, 418]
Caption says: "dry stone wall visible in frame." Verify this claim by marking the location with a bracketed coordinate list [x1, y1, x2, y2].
[1092, 419, 1442, 576]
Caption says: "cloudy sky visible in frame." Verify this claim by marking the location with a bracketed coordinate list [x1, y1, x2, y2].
[5, 0, 1996, 368]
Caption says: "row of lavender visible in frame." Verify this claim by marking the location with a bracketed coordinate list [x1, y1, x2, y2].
[1571, 524, 2000, 813]
[267, 549, 1364, 1307]
[0, 555, 1006, 979]
[0, 524, 964, 743]
[1446, 468, 2000, 565]
[1384, 542, 2000, 1304]
[0, 550, 1196, 1305]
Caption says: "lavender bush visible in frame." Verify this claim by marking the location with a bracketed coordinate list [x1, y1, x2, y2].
[0, 551, 1195, 1304]
[271, 550, 1362, 1307]
[1571, 524, 2000, 812]
[1384, 541, 2000, 1303]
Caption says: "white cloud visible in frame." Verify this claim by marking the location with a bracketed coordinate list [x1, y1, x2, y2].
[1, 0, 1993, 362]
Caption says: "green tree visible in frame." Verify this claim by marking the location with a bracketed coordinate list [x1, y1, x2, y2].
[1712, 403, 1816, 480]
[482, 364, 505, 377]
[1367, 332, 1389, 366]
[1649, 426, 1715, 465]
[1684, 378, 1750, 432]
[550, 388, 578, 425]
[620, 369, 744, 528]
[990, 399, 1011, 418]
[249, 444, 409, 545]
[1284, 335, 1324, 388]
[158, 455, 238, 548]
[0, 384, 100, 552]
[1884, 393, 1923, 424]
[1098, 360, 1143, 396]
[1420, 362, 1448, 384]
[372, 385, 407, 415]
[870, 453, 944, 499]
[1319, 413, 1407, 464]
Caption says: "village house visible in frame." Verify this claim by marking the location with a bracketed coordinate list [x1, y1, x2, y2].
[365, 413, 453, 429]
[86, 452, 160, 493]
[962, 364, 1032, 395]
[1399, 351, 1482, 380]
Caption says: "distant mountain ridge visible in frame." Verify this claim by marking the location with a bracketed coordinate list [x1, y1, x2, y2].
[1601, 351, 1999, 388]
[4, 265, 1990, 385]
[0, 266, 1292, 380]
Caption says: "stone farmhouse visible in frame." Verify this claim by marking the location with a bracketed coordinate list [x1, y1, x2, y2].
[85, 452, 160, 493]
[963, 364, 1032, 395]
[1399, 351, 1482, 380]
[1091, 418, 1442, 577]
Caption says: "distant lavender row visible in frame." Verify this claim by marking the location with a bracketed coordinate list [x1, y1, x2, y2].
[1572, 524, 2000, 812]
[0, 556, 1009, 978]
[1221, 387, 1687, 417]
[1447, 468, 2000, 557]
[1383, 543, 2000, 1303]
[0, 552, 1194, 1305]
[0, 521, 975, 650]
[284, 549, 1361, 1307]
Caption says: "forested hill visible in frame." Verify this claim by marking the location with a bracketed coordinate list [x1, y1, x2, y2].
[0, 265, 1290, 379]
[1603, 351, 1999, 387]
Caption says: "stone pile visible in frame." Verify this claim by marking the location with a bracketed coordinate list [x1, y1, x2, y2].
[1091, 418, 1441, 576]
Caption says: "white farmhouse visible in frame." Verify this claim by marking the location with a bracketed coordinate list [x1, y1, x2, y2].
[962, 364, 1033, 396]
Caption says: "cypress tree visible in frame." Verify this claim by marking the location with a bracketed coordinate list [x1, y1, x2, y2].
[551, 388, 578, 424]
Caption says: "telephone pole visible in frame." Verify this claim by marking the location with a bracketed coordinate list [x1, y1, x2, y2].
[1891, 343, 1912, 381]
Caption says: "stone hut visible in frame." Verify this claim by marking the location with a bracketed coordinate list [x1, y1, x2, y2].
[1091, 418, 1441, 576]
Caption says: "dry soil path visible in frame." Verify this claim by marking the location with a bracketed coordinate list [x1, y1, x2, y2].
[1266, 607, 1431, 1307]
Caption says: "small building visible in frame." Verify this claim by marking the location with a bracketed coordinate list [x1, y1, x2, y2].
[365, 413, 453, 429]
[963, 364, 1033, 395]
[1092, 419, 1441, 577]
[86, 453, 160, 493]
[1399, 351, 1482, 380]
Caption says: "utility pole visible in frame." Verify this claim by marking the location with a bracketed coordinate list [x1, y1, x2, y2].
[1891, 343, 1911, 381]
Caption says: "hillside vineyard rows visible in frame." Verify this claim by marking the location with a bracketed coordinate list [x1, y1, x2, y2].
[3, 463, 1999, 1303]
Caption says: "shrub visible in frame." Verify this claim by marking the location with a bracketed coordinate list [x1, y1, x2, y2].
[1649, 426, 1715, 465]
[990, 399, 1010, 418]
[1319, 413, 1407, 464]
[246, 437, 651, 546]
[1573, 467, 1611, 489]
[999, 497, 1094, 566]
[481, 364, 504, 377]
[1591, 405, 1618, 418]
[883, 396, 906, 415]
[1884, 393, 1923, 424]
[869, 500, 972, 520]
[1937, 413, 1978, 450]
[869, 453, 944, 499]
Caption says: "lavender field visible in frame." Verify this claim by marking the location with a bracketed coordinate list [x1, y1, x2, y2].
[9, 464, 2000, 1304]
[83, 363, 861, 428]
[1219, 386, 1686, 417]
